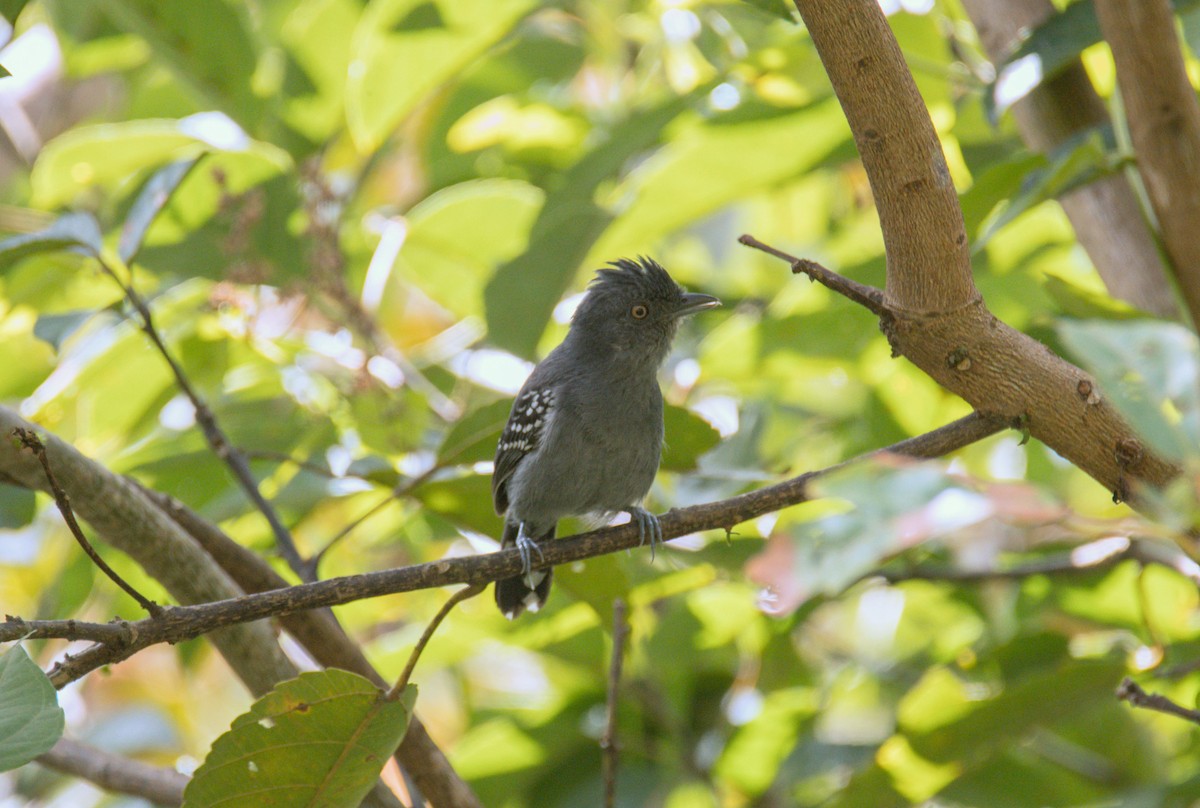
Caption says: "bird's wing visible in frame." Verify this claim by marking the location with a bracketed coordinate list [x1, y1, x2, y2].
[492, 386, 557, 515]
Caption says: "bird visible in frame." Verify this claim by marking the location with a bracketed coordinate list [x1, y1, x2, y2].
[491, 257, 720, 618]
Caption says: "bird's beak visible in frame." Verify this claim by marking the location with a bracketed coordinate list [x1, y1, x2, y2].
[675, 292, 721, 318]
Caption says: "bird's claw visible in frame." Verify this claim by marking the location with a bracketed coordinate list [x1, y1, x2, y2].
[516, 523, 544, 577]
[629, 507, 662, 561]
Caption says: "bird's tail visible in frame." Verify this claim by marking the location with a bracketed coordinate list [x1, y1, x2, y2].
[495, 522, 554, 619]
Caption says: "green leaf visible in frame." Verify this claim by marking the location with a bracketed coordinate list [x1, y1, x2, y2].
[31, 119, 290, 210]
[437, 398, 513, 466]
[346, 0, 539, 152]
[118, 154, 204, 264]
[396, 179, 544, 318]
[0, 213, 102, 268]
[985, 0, 1200, 120]
[98, 0, 264, 133]
[0, 645, 65, 772]
[485, 91, 702, 357]
[662, 404, 721, 471]
[750, 463, 957, 604]
[0, 0, 31, 23]
[906, 659, 1123, 764]
[1058, 319, 1200, 462]
[972, 126, 1119, 252]
[183, 670, 415, 808]
[0, 483, 35, 529]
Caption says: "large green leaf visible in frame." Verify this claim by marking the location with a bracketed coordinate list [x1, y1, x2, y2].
[183, 670, 414, 808]
[662, 403, 721, 471]
[395, 179, 544, 318]
[589, 97, 851, 259]
[0, 213, 102, 268]
[118, 155, 205, 264]
[971, 126, 1120, 252]
[98, 0, 264, 133]
[31, 119, 290, 210]
[0, 645, 65, 772]
[906, 659, 1124, 764]
[484, 91, 703, 357]
[346, 0, 539, 152]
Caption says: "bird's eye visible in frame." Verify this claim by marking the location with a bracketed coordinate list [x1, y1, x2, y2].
[631, 304, 649, 319]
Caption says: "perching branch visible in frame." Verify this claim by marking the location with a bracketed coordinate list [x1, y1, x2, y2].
[12, 429, 160, 616]
[0, 408, 297, 698]
[6, 411, 1006, 686]
[95, 256, 310, 581]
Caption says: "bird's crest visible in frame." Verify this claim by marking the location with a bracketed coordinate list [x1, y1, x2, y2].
[592, 256, 682, 301]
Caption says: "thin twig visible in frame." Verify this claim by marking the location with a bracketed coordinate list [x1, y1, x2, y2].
[311, 463, 445, 574]
[95, 257, 310, 581]
[12, 429, 160, 616]
[738, 234, 887, 315]
[1116, 677, 1200, 725]
[32, 412, 1006, 687]
[388, 583, 486, 699]
[601, 599, 629, 808]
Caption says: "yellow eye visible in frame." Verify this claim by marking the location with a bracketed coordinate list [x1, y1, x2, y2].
[631, 304, 649, 319]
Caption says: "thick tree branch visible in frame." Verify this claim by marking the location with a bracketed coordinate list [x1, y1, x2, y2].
[961, 0, 1180, 319]
[787, 0, 1179, 499]
[795, 0, 975, 313]
[36, 738, 187, 806]
[0, 406, 296, 697]
[1097, 0, 1200, 328]
[5, 412, 1007, 678]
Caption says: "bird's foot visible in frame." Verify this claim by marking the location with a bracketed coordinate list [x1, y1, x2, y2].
[516, 522, 544, 579]
[628, 507, 662, 561]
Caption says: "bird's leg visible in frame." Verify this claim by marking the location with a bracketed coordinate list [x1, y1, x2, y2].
[516, 521, 545, 580]
[627, 506, 662, 560]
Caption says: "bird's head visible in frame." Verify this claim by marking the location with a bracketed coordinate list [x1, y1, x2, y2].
[568, 257, 720, 369]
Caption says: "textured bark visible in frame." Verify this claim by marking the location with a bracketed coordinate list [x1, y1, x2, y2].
[791, 0, 1178, 496]
[0, 408, 454, 807]
[0, 406, 296, 695]
[962, 0, 1181, 319]
[38, 739, 187, 806]
[1097, 0, 1200, 327]
[794, 1, 976, 313]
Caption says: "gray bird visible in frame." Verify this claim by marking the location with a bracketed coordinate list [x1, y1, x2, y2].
[491, 257, 720, 618]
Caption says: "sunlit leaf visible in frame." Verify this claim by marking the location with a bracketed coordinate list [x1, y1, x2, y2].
[346, 0, 539, 152]
[99, 0, 263, 132]
[119, 155, 204, 264]
[182, 670, 414, 808]
[485, 92, 703, 357]
[663, 404, 721, 471]
[0, 213, 102, 268]
[0, 645, 65, 772]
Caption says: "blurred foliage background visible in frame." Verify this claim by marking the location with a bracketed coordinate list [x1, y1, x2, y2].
[1, 0, 1200, 805]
